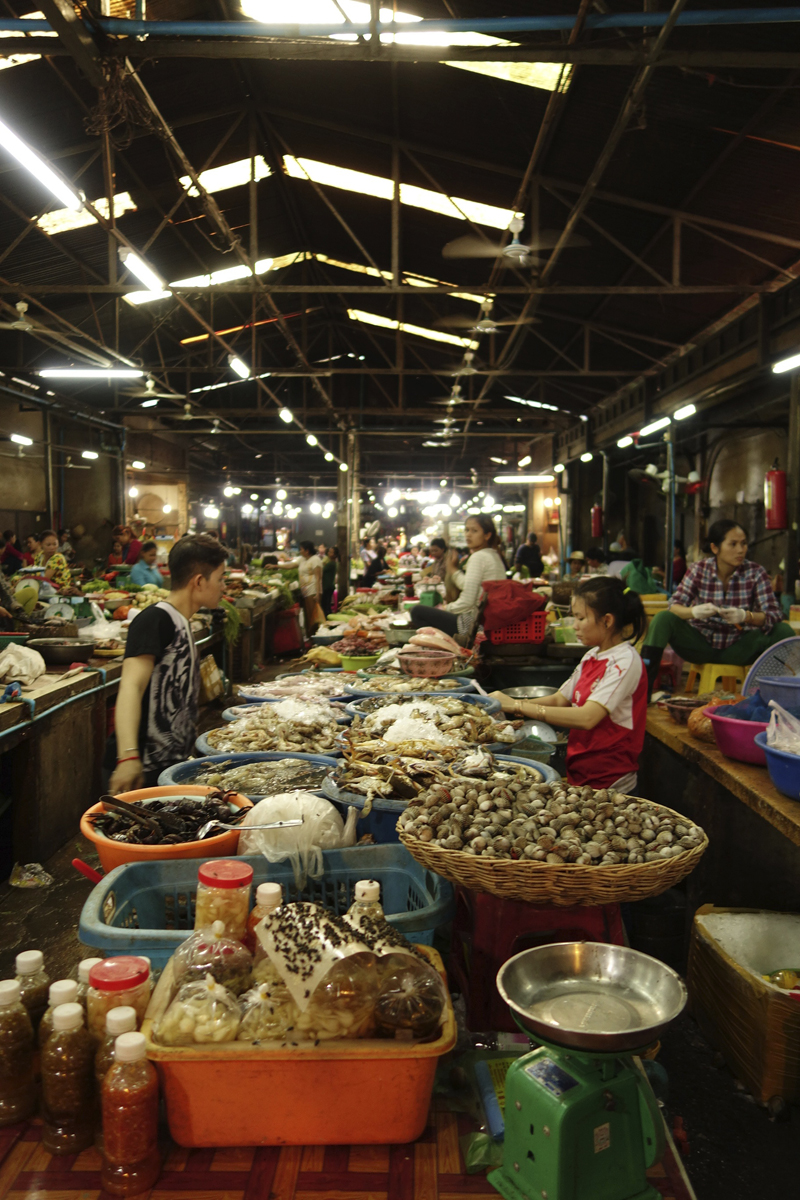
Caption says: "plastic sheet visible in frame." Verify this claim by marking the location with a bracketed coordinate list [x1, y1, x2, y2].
[767, 700, 800, 753]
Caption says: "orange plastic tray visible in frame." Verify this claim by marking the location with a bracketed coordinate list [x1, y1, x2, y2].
[142, 948, 456, 1147]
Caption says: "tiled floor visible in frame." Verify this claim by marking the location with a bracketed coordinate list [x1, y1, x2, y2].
[0, 1102, 693, 1200]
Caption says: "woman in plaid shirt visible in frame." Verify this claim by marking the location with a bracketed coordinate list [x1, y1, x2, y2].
[642, 519, 793, 693]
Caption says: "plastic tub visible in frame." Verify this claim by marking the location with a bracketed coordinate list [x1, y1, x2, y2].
[705, 705, 768, 765]
[195, 730, 342, 757]
[345, 693, 501, 719]
[755, 677, 800, 707]
[0, 634, 28, 651]
[78, 844, 457, 966]
[79, 786, 253, 874]
[221, 702, 351, 725]
[157, 752, 338, 797]
[141, 944, 456, 1146]
[755, 732, 800, 800]
[339, 653, 381, 671]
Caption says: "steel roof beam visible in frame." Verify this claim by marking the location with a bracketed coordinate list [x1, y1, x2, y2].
[36, 0, 105, 87]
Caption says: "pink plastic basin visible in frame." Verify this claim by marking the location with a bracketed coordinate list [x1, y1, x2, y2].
[704, 705, 768, 766]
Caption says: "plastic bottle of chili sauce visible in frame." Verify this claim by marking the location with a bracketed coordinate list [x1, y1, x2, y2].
[101, 1032, 160, 1196]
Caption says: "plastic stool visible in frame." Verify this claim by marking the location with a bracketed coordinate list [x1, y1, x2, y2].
[685, 662, 746, 695]
[449, 888, 626, 1032]
[653, 647, 683, 693]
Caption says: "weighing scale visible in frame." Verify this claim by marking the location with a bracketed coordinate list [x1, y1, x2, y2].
[487, 942, 687, 1200]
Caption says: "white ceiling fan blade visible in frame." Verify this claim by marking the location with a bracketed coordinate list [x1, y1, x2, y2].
[442, 235, 504, 259]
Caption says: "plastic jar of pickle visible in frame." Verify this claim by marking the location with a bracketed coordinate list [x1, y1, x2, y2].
[87, 959, 151, 1042]
[0, 979, 36, 1128]
[195, 860, 253, 942]
[41, 1002, 95, 1155]
[16, 950, 50, 1033]
[77, 958, 102, 1010]
[39, 980, 80, 1049]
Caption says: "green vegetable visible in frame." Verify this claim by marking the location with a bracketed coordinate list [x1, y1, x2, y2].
[220, 598, 242, 648]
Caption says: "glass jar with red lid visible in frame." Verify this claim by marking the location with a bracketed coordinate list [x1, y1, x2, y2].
[86, 958, 151, 1042]
[194, 860, 253, 941]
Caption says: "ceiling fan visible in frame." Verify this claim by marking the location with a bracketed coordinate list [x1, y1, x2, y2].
[179, 402, 212, 421]
[437, 299, 539, 334]
[431, 383, 470, 407]
[121, 378, 179, 401]
[442, 217, 589, 267]
[0, 301, 85, 349]
[451, 350, 479, 376]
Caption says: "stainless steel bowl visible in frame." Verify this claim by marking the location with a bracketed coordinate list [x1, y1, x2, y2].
[497, 943, 687, 1052]
[502, 685, 559, 699]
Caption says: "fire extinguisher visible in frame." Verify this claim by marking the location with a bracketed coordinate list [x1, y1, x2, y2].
[765, 459, 788, 530]
[591, 503, 603, 539]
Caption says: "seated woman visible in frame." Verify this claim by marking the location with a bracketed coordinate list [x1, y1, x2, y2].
[642, 519, 793, 694]
[34, 529, 73, 591]
[409, 515, 506, 638]
[363, 541, 388, 586]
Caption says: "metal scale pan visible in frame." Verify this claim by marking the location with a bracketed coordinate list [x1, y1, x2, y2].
[497, 942, 687, 1054]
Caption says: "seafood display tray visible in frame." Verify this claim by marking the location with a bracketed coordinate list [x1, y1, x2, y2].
[78, 844, 456, 966]
[221, 702, 352, 725]
[157, 751, 339, 797]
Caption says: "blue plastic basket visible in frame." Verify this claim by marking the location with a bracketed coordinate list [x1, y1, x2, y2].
[78, 845, 456, 966]
[755, 731, 800, 800]
[221, 702, 351, 725]
[157, 752, 338, 797]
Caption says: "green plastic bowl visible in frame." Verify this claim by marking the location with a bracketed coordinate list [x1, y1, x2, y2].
[339, 653, 381, 671]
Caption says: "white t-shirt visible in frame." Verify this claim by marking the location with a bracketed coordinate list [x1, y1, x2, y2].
[298, 554, 322, 597]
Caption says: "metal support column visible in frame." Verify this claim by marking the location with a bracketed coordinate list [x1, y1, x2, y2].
[336, 432, 349, 600]
[44, 411, 54, 528]
[786, 374, 800, 601]
[601, 451, 609, 556]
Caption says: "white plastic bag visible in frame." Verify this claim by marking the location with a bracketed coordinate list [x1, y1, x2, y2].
[767, 700, 800, 755]
[236, 790, 357, 886]
[0, 644, 46, 686]
[79, 619, 123, 642]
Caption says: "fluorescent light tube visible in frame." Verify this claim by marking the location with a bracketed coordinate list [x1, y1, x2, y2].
[279, 407, 293, 423]
[617, 436, 633, 448]
[518, 455, 532, 467]
[580, 452, 593, 462]
[493, 474, 554, 484]
[0, 114, 82, 210]
[39, 368, 143, 379]
[674, 404, 696, 420]
[119, 247, 165, 293]
[229, 355, 250, 379]
[306, 434, 318, 446]
[10, 433, 32, 445]
[131, 460, 146, 469]
[773, 352, 800, 374]
[639, 416, 671, 436]
[81, 450, 98, 460]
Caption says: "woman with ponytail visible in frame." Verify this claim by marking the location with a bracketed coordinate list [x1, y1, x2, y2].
[409, 514, 507, 638]
[492, 577, 648, 793]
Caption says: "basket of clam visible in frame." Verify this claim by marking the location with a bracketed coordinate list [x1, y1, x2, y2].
[397, 771, 708, 907]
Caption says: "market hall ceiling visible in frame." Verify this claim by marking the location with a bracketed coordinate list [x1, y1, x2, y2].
[0, 1, 800, 481]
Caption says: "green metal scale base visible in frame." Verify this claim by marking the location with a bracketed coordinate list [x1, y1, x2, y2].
[488, 1042, 665, 1200]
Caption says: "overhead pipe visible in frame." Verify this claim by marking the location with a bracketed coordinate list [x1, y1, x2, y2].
[0, 9, 799, 36]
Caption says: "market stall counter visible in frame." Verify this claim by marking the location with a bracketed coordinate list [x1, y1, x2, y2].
[641, 706, 800, 915]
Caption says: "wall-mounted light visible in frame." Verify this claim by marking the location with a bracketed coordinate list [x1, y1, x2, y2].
[131, 460, 146, 469]
[10, 433, 33, 446]
[81, 450, 98, 460]
[674, 403, 696, 420]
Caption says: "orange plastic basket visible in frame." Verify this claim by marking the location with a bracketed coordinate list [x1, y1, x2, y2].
[142, 948, 455, 1146]
[487, 610, 548, 646]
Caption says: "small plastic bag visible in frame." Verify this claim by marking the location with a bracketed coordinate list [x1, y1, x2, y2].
[237, 792, 356, 887]
[237, 980, 294, 1042]
[767, 700, 800, 754]
[172, 920, 253, 995]
[374, 952, 447, 1039]
[153, 973, 241, 1045]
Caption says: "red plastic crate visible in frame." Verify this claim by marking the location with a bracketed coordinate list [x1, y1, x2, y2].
[487, 609, 547, 645]
[449, 888, 625, 1031]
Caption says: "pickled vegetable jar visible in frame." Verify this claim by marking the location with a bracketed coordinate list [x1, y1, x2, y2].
[39, 979, 79, 1049]
[0, 979, 36, 1127]
[41, 1002, 95, 1155]
[87, 958, 151, 1042]
[101, 1032, 160, 1196]
[194, 860, 253, 941]
[16, 949, 49, 1033]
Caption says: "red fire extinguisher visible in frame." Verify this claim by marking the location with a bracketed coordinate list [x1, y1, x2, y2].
[591, 503, 603, 539]
[765, 460, 787, 530]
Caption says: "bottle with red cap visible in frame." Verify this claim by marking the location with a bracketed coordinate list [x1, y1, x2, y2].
[86, 958, 151, 1042]
[194, 859, 254, 942]
[101, 1032, 161, 1196]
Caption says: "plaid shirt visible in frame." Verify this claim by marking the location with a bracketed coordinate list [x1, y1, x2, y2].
[670, 556, 781, 649]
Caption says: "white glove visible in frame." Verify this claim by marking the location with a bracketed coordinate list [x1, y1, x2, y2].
[719, 606, 747, 625]
[691, 603, 720, 620]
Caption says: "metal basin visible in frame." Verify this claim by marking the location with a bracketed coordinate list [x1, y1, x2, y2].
[497, 942, 687, 1052]
[502, 685, 559, 699]
[28, 638, 94, 664]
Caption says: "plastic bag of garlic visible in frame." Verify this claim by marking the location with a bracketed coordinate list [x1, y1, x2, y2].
[397, 774, 705, 865]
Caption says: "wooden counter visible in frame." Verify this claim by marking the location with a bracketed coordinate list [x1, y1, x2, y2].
[641, 708, 800, 913]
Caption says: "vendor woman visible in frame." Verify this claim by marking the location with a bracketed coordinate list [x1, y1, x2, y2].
[641, 519, 793, 694]
[491, 578, 648, 793]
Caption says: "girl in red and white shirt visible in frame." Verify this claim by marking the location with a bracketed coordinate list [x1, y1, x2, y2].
[492, 578, 648, 793]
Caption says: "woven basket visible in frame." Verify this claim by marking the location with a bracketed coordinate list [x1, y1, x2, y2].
[398, 798, 708, 907]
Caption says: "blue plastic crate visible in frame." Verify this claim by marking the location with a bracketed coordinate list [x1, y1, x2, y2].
[78, 845, 455, 968]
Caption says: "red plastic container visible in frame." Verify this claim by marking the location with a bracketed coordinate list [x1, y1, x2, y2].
[271, 604, 302, 654]
[705, 705, 768, 765]
[450, 887, 625, 1031]
[487, 610, 548, 646]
